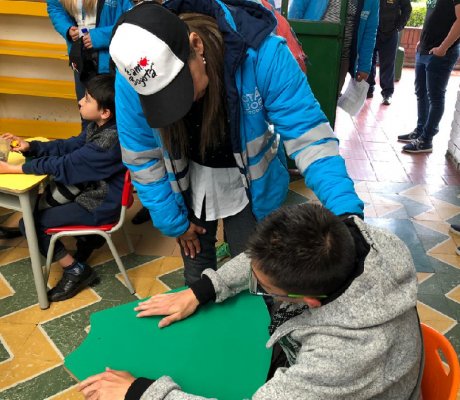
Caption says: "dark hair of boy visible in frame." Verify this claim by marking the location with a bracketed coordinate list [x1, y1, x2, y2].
[85, 74, 116, 117]
[246, 204, 356, 297]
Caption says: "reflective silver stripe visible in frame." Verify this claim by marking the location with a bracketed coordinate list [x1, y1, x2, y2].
[170, 174, 190, 193]
[246, 129, 272, 158]
[131, 160, 166, 184]
[121, 147, 163, 166]
[295, 141, 339, 173]
[164, 157, 188, 175]
[284, 123, 335, 156]
[248, 140, 278, 180]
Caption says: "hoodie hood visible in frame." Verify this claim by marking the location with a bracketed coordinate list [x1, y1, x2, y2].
[268, 216, 419, 346]
[163, 0, 276, 154]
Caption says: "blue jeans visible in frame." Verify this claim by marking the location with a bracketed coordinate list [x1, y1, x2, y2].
[415, 45, 460, 143]
[367, 31, 399, 97]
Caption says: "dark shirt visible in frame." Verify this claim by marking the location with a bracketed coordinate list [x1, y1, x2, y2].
[378, 0, 412, 38]
[420, 0, 460, 54]
[184, 101, 236, 168]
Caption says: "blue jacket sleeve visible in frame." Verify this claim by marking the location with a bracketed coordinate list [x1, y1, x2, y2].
[357, 0, 379, 74]
[26, 133, 86, 158]
[46, 0, 75, 44]
[115, 72, 189, 237]
[22, 139, 124, 186]
[288, 0, 328, 20]
[256, 38, 364, 217]
[90, 0, 132, 49]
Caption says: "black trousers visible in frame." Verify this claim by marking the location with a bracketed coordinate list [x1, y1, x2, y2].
[181, 204, 256, 286]
[367, 31, 399, 97]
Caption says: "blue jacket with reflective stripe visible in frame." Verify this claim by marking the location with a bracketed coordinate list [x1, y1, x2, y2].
[47, 0, 132, 73]
[115, 0, 364, 238]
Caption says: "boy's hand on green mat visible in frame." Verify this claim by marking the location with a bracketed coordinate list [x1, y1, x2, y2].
[79, 367, 135, 400]
[134, 289, 199, 328]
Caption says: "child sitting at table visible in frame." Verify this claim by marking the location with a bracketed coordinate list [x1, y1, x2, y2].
[0, 74, 126, 302]
[79, 203, 423, 400]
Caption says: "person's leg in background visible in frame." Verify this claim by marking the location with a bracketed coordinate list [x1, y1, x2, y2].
[403, 45, 460, 153]
[398, 51, 428, 142]
[19, 202, 100, 301]
[337, 58, 350, 95]
[366, 46, 379, 99]
[378, 31, 398, 105]
[222, 204, 257, 257]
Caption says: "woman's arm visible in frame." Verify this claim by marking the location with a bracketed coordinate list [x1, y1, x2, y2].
[256, 37, 364, 217]
[46, 0, 76, 42]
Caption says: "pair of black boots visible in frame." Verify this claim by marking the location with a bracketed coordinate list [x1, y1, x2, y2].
[47, 235, 105, 302]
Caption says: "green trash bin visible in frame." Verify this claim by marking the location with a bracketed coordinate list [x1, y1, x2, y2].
[395, 31, 404, 82]
[281, 0, 348, 129]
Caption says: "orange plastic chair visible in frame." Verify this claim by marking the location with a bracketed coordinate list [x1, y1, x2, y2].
[421, 323, 460, 400]
[44, 170, 135, 294]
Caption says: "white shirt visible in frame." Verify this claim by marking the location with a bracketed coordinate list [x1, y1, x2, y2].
[189, 161, 249, 221]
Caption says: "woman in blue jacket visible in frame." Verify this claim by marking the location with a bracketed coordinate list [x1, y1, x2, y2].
[109, 0, 364, 286]
[47, 0, 132, 105]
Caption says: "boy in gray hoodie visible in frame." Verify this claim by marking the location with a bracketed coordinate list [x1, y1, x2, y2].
[79, 204, 423, 400]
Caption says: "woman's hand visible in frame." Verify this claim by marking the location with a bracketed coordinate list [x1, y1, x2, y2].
[177, 222, 206, 258]
[1, 133, 30, 152]
[134, 288, 199, 328]
[0, 161, 22, 174]
[68, 26, 79, 41]
[78, 368, 135, 400]
[355, 71, 369, 82]
[82, 33, 93, 49]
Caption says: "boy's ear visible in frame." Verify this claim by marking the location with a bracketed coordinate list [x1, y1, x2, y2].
[303, 297, 322, 308]
[100, 108, 112, 121]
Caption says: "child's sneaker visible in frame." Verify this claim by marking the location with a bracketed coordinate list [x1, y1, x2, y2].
[402, 138, 432, 153]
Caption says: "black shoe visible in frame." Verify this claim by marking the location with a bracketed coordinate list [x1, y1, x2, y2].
[74, 235, 106, 262]
[402, 138, 433, 154]
[132, 207, 151, 225]
[366, 91, 374, 99]
[382, 96, 392, 106]
[48, 264, 98, 302]
[0, 226, 22, 239]
[450, 224, 460, 236]
[398, 130, 420, 143]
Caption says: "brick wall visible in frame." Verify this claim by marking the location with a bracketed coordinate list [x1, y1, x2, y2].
[447, 85, 460, 168]
[400, 27, 460, 70]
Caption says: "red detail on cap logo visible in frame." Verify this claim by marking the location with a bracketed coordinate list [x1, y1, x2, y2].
[138, 57, 149, 67]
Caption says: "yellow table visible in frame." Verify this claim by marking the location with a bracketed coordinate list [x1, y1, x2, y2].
[0, 138, 49, 309]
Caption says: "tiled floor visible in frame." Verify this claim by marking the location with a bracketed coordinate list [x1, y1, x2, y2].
[0, 68, 460, 399]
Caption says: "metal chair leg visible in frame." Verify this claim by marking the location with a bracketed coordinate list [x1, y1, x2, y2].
[104, 234, 135, 294]
[122, 226, 135, 254]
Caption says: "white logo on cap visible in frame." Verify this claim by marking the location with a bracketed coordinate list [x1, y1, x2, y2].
[110, 23, 185, 96]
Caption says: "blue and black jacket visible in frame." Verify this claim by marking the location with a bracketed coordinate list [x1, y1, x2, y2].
[115, 0, 364, 238]
[22, 120, 126, 224]
[47, 0, 132, 73]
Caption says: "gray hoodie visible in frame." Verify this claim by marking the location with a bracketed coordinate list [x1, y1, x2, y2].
[139, 218, 423, 400]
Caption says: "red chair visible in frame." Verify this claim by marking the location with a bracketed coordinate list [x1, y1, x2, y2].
[44, 170, 135, 294]
[421, 323, 460, 400]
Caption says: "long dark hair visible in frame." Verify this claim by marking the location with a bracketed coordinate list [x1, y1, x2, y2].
[159, 13, 226, 160]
